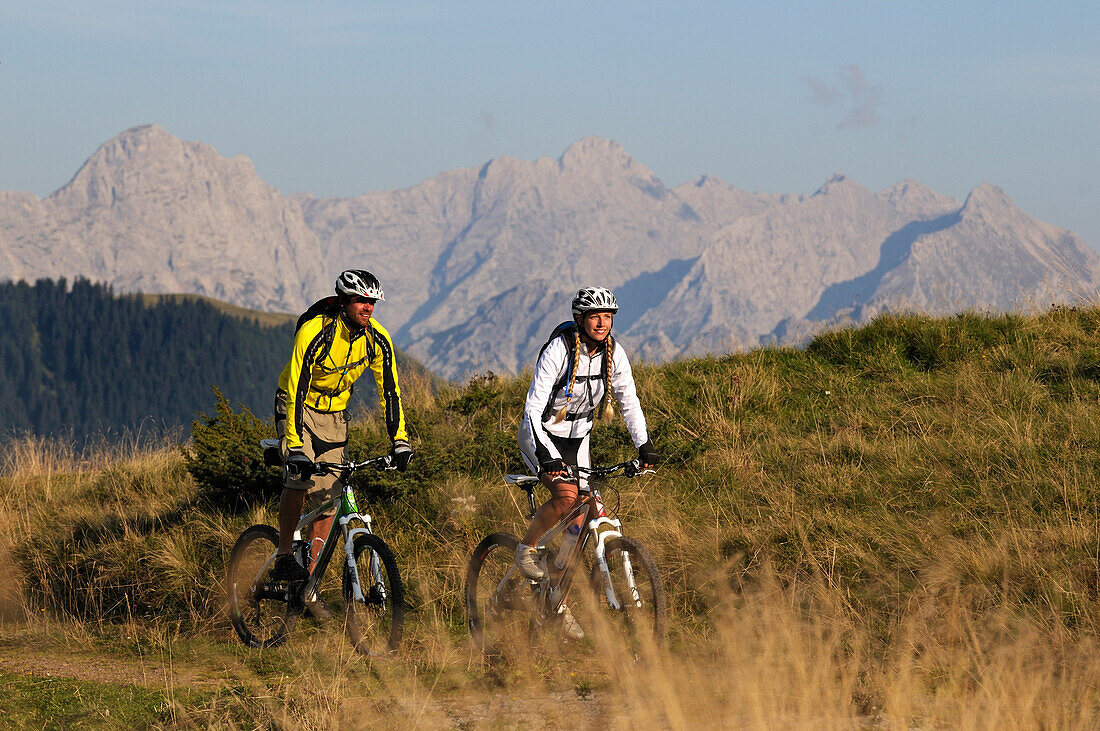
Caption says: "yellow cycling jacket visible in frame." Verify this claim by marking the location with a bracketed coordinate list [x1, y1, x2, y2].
[277, 310, 407, 450]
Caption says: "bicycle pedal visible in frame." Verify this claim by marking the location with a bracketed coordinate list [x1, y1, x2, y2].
[286, 592, 306, 613]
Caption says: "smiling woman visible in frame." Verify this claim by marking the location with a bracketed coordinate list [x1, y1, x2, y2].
[513, 286, 658, 606]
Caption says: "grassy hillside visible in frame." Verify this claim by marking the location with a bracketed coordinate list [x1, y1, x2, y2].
[3, 307, 1100, 726]
[140, 292, 297, 328]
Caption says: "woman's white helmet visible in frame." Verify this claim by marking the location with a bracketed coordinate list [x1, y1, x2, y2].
[335, 269, 385, 301]
[571, 286, 618, 317]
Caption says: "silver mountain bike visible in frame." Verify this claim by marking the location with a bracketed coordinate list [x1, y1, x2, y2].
[465, 460, 667, 652]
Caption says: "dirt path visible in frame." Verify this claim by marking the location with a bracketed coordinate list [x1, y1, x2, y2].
[0, 646, 230, 690]
[1, 641, 612, 729]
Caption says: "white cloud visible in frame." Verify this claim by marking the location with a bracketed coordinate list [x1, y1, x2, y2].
[803, 64, 883, 129]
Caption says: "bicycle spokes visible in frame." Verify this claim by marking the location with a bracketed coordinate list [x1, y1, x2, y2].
[228, 525, 297, 649]
[343, 533, 404, 655]
[585, 536, 667, 645]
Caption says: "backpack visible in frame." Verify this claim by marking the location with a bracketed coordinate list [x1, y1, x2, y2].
[293, 296, 356, 366]
[295, 296, 342, 332]
[537, 320, 578, 364]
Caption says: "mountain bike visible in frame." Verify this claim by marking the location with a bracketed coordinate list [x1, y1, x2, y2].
[227, 439, 405, 656]
[465, 460, 667, 652]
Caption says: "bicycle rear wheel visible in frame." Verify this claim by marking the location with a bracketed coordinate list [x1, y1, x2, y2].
[585, 535, 667, 646]
[465, 532, 536, 654]
[343, 533, 404, 655]
[227, 524, 296, 648]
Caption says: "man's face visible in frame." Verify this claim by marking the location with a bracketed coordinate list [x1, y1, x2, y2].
[344, 296, 376, 328]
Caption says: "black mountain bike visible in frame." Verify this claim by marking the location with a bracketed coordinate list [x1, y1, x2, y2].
[227, 439, 405, 656]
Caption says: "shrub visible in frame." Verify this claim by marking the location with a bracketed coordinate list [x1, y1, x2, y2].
[182, 388, 280, 510]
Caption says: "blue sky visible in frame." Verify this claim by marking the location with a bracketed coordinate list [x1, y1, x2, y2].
[2, 1, 1098, 246]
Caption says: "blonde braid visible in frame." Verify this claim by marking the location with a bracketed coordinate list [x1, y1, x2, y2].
[598, 335, 616, 423]
[552, 328, 582, 424]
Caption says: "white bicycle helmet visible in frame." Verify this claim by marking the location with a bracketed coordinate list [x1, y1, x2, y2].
[571, 286, 618, 317]
[335, 269, 385, 301]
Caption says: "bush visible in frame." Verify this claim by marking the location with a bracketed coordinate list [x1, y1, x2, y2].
[182, 388, 280, 510]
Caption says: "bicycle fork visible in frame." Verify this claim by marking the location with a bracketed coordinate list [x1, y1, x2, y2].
[590, 518, 643, 611]
[342, 514, 387, 605]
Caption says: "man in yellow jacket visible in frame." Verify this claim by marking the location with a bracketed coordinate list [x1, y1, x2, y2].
[272, 269, 413, 591]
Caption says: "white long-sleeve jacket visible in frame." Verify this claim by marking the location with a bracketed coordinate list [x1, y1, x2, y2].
[520, 332, 649, 465]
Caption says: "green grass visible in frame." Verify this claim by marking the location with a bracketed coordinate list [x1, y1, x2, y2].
[0, 670, 187, 729]
[13, 306, 1100, 636]
[139, 292, 296, 327]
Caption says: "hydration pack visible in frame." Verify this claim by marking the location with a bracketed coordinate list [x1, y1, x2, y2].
[537, 321, 578, 363]
[295, 296, 342, 333]
[293, 296, 373, 366]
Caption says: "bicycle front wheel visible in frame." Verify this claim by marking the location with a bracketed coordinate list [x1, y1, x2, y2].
[587, 535, 667, 645]
[343, 533, 404, 655]
[227, 524, 295, 648]
[465, 532, 534, 654]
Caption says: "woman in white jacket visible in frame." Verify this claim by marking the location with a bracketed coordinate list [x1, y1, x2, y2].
[514, 286, 658, 636]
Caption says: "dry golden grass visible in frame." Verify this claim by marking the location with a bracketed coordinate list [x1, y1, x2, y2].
[6, 308, 1100, 726]
[5, 439, 1099, 728]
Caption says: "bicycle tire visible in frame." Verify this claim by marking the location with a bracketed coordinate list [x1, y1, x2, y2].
[227, 524, 297, 648]
[467, 532, 541, 653]
[343, 533, 404, 655]
[587, 535, 667, 645]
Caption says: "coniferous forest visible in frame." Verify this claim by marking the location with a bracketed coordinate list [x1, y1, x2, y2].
[0, 279, 427, 443]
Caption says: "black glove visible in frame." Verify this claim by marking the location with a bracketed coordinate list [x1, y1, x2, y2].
[540, 458, 568, 477]
[638, 440, 658, 469]
[390, 439, 413, 472]
[285, 449, 315, 480]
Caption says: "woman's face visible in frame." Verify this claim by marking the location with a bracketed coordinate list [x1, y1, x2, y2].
[578, 311, 614, 342]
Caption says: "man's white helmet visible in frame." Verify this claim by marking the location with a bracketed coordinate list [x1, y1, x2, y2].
[571, 286, 618, 317]
[335, 269, 385, 301]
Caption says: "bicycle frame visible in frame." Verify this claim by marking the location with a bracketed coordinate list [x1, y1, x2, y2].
[229, 442, 406, 655]
[289, 483, 386, 606]
[254, 442, 393, 609]
[505, 468, 644, 620]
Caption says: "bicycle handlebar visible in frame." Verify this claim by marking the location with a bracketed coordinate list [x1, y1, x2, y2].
[311, 454, 394, 477]
[573, 460, 656, 480]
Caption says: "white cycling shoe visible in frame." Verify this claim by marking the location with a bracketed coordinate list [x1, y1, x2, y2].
[514, 544, 545, 580]
[560, 605, 585, 641]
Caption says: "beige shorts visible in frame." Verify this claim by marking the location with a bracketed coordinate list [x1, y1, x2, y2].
[274, 390, 348, 510]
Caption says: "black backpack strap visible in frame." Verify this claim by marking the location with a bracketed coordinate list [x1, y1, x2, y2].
[295, 297, 343, 365]
[539, 321, 578, 422]
[536, 321, 576, 362]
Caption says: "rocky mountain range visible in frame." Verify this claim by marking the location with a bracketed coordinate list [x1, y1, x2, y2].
[1, 125, 1095, 380]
